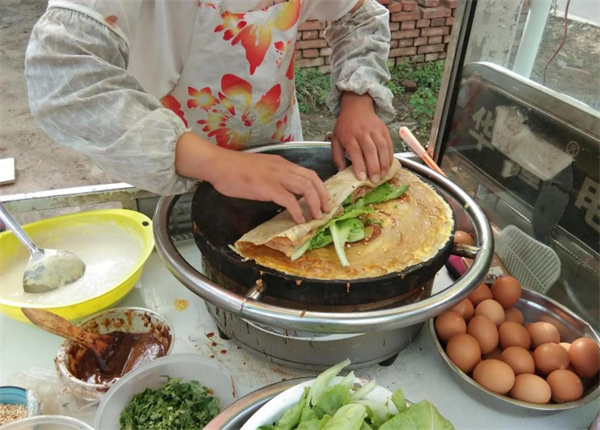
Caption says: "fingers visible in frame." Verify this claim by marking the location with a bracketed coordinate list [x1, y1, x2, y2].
[331, 135, 347, 172]
[282, 174, 324, 221]
[343, 138, 367, 181]
[271, 187, 306, 224]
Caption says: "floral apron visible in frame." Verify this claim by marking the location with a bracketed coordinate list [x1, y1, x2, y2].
[161, 0, 303, 150]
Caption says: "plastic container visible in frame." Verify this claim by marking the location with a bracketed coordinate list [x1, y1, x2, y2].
[0, 209, 154, 323]
[0, 415, 94, 430]
[55, 307, 174, 402]
[95, 353, 236, 429]
[0, 386, 40, 425]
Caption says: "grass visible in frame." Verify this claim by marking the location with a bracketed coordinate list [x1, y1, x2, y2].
[294, 59, 446, 137]
[388, 60, 445, 133]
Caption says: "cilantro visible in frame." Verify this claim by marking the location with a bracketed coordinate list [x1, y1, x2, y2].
[119, 377, 219, 430]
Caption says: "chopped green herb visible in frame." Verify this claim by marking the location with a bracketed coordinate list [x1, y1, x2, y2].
[119, 377, 219, 430]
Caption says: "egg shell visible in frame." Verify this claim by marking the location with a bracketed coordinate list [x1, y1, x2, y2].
[491, 276, 522, 309]
[505, 307, 525, 325]
[446, 333, 481, 374]
[510, 374, 552, 404]
[546, 369, 584, 402]
[483, 348, 503, 360]
[468, 315, 499, 355]
[499, 321, 531, 350]
[473, 359, 515, 394]
[560, 342, 571, 352]
[501, 346, 536, 375]
[534, 343, 571, 375]
[451, 298, 475, 322]
[569, 338, 600, 378]
[475, 299, 506, 327]
[527, 322, 561, 349]
[454, 230, 474, 245]
[468, 284, 493, 307]
[435, 311, 467, 343]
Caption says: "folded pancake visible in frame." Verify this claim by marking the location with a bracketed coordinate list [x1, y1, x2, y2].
[235, 160, 454, 280]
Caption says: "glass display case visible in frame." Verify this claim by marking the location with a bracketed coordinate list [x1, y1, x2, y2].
[431, 0, 599, 327]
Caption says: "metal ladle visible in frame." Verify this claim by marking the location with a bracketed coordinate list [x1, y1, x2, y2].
[0, 202, 86, 293]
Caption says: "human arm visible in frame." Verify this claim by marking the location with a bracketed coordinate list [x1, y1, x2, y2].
[25, 6, 329, 222]
[324, 0, 395, 182]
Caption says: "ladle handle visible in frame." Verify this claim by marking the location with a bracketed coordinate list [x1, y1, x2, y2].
[21, 308, 111, 354]
[0, 202, 41, 255]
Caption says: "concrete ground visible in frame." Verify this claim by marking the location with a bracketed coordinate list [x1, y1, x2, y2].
[0, 0, 113, 198]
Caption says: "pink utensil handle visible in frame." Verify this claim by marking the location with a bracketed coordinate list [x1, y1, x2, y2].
[399, 127, 447, 177]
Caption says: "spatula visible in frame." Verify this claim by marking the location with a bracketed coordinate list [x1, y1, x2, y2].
[21, 307, 118, 372]
[0, 202, 86, 293]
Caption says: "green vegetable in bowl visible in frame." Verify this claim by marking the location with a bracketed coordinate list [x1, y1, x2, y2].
[120, 377, 219, 430]
[260, 359, 454, 430]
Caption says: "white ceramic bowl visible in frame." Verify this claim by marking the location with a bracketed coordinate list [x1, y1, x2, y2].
[241, 377, 397, 430]
[95, 354, 236, 430]
[55, 307, 174, 402]
[0, 415, 93, 430]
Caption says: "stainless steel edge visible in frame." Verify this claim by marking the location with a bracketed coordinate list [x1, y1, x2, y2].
[153, 142, 493, 333]
[205, 377, 314, 430]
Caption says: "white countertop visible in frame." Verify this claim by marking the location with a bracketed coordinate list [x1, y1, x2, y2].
[2, 241, 598, 429]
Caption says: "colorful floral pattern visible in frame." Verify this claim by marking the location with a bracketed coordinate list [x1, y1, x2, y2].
[193, 74, 282, 149]
[272, 114, 293, 142]
[214, 0, 301, 75]
[187, 86, 219, 111]
[161, 95, 188, 127]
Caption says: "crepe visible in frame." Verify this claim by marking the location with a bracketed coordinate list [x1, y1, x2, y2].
[235, 161, 454, 280]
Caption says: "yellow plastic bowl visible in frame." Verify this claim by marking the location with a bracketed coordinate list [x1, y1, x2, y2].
[0, 209, 154, 322]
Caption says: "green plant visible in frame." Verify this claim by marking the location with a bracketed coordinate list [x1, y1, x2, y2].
[294, 68, 331, 114]
[410, 87, 438, 131]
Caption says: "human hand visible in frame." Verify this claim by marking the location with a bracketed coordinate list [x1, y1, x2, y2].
[331, 92, 393, 183]
[175, 133, 331, 224]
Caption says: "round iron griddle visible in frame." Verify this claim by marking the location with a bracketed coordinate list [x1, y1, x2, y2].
[191, 146, 455, 307]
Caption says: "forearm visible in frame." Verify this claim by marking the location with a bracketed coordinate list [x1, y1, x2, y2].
[25, 7, 196, 195]
[325, 0, 394, 122]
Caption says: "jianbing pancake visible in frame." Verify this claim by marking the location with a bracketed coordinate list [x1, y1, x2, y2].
[235, 166, 454, 280]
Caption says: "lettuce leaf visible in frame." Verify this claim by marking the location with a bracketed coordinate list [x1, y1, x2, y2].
[265, 361, 454, 430]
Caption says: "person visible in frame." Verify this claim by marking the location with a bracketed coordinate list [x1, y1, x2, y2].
[25, 0, 395, 224]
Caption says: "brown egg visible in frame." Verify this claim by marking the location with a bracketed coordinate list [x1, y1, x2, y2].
[451, 298, 475, 322]
[527, 322, 561, 349]
[472, 359, 515, 394]
[454, 230, 474, 245]
[501, 346, 536, 375]
[534, 343, 570, 375]
[499, 321, 531, 350]
[468, 284, 493, 307]
[569, 338, 600, 378]
[491, 276, 522, 309]
[446, 333, 481, 373]
[468, 315, 499, 355]
[510, 374, 552, 404]
[505, 307, 525, 325]
[483, 348, 503, 360]
[435, 311, 467, 343]
[546, 369, 584, 402]
[475, 299, 505, 327]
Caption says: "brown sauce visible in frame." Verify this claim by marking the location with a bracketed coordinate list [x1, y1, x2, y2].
[74, 331, 165, 384]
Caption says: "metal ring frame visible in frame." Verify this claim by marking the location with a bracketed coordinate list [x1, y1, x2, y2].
[153, 143, 494, 334]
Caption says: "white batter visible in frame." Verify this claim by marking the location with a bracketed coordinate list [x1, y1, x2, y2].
[0, 222, 143, 306]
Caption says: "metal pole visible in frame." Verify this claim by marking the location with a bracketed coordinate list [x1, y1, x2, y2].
[512, 0, 553, 78]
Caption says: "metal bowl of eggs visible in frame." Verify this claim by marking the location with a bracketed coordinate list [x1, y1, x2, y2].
[428, 277, 600, 411]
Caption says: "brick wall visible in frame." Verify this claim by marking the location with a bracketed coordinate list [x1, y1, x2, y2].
[295, 0, 458, 73]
